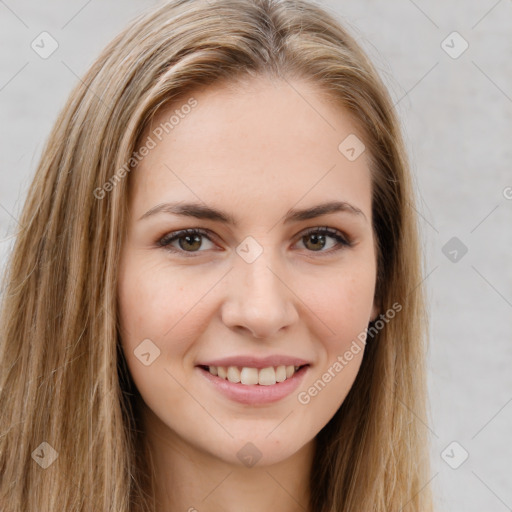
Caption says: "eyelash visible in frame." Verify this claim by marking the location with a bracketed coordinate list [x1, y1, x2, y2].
[156, 226, 353, 257]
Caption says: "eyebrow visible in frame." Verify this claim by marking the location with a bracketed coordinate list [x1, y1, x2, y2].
[138, 200, 367, 225]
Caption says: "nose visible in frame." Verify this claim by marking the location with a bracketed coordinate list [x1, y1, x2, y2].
[220, 251, 299, 339]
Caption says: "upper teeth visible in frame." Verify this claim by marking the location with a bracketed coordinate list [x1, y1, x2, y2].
[208, 365, 301, 385]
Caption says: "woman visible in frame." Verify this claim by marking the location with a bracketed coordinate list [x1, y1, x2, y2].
[0, 0, 434, 510]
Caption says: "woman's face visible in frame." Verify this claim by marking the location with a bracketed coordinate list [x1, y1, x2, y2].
[118, 76, 378, 467]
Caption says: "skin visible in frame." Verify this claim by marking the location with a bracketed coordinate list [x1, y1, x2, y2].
[118, 75, 379, 512]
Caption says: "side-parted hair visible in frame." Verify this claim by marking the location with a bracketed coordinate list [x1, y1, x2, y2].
[0, 0, 433, 510]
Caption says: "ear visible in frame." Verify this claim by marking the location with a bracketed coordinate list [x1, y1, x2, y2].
[370, 299, 380, 322]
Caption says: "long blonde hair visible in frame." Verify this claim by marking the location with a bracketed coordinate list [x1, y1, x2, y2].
[0, 0, 434, 510]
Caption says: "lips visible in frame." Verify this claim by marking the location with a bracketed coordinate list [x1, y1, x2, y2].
[194, 354, 312, 404]
[196, 363, 310, 404]
[196, 355, 311, 369]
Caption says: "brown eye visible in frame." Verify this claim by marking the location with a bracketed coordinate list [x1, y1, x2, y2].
[176, 233, 202, 251]
[302, 233, 328, 251]
[158, 228, 215, 255]
[157, 226, 352, 258]
[297, 227, 352, 254]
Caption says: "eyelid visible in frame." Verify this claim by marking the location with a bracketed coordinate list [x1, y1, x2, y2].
[157, 225, 353, 256]
[156, 227, 215, 249]
[300, 226, 351, 243]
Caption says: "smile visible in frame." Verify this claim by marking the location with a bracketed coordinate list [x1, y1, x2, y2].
[199, 364, 307, 385]
[196, 364, 310, 405]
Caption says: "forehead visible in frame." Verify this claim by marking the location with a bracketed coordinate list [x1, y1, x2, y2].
[129, 76, 372, 222]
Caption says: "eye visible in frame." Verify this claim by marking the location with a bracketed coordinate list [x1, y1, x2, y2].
[157, 228, 215, 255]
[157, 226, 352, 257]
[295, 226, 352, 255]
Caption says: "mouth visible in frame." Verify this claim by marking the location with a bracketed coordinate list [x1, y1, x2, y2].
[196, 363, 310, 405]
[197, 364, 309, 386]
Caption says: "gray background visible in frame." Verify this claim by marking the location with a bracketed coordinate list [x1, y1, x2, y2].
[1, 1, 511, 510]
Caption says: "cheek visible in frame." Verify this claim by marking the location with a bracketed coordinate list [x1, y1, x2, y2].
[295, 267, 374, 418]
[117, 253, 214, 375]
[118, 254, 189, 339]
[300, 258, 376, 346]
[117, 257, 198, 410]
[118, 245, 376, 353]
